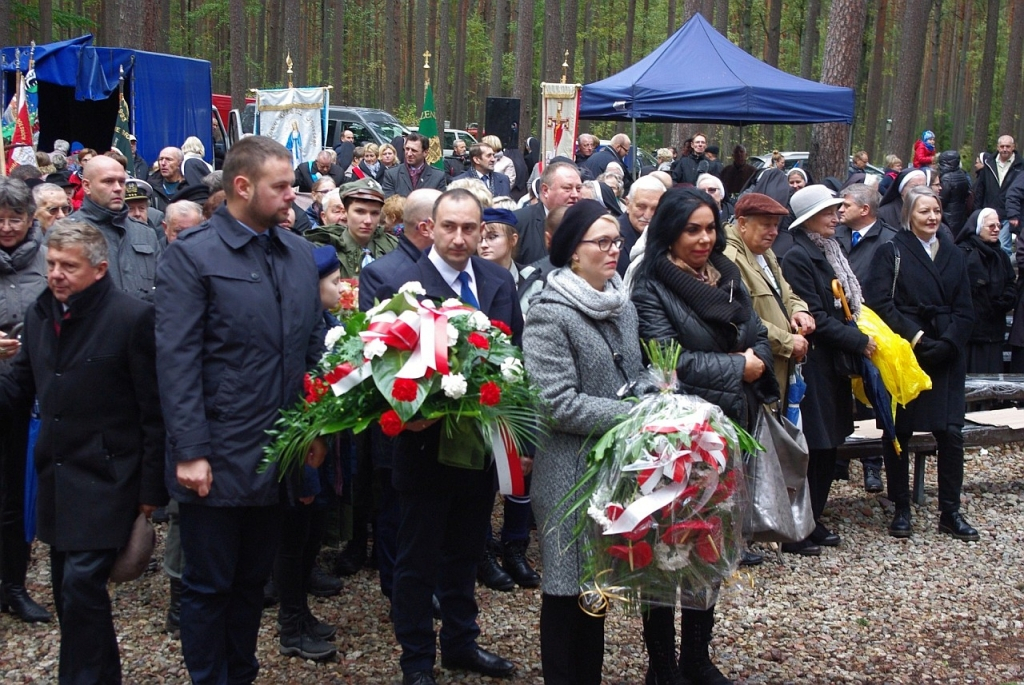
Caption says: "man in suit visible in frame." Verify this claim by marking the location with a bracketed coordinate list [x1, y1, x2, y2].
[512, 161, 583, 265]
[294, 149, 346, 192]
[452, 143, 511, 197]
[616, 175, 665, 276]
[835, 182, 898, 494]
[0, 220, 167, 682]
[380, 188, 522, 685]
[583, 133, 633, 193]
[383, 132, 448, 198]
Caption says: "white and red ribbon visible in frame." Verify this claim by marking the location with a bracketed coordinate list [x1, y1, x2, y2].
[491, 423, 525, 496]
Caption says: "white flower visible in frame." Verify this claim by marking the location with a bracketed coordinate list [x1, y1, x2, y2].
[446, 323, 459, 347]
[469, 310, 490, 331]
[653, 541, 693, 571]
[399, 281, 426, 296]
[441, 373, 468, 399]
[364, 338, 388, 359]
[324, 326, 346, 349]
[500, 357, 524, 383]
[442, 297, 464, 309]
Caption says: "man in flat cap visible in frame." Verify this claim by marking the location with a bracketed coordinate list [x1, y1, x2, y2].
[304, 178, 398, 277]
[724, 192, 816, 399]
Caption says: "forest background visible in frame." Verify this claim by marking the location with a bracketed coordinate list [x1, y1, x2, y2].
[2, 0, 1022, 180]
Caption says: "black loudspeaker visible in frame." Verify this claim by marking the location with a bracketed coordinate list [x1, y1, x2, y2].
[485, 97, 520, 150]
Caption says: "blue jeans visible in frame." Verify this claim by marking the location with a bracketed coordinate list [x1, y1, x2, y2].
[999, 219, 1015, 255]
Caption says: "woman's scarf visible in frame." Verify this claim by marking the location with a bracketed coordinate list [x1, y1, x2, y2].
[545, 266, 628, 321]
[653, 251, 749, 330]
[803, 230, 863, 318]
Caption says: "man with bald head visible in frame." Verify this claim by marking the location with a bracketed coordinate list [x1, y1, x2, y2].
[72, 155, 161, 300]
[295, 149, 346, 193]
[148, 147, 186, 212]
[583, 133, 633, 192]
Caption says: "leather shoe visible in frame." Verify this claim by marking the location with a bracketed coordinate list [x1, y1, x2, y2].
[809, 522, 841, 547]
[938, 511, 980, 541]
[888, 507, 912, 538]
[739, 548, 764, 566]
[478, 542, 515, 591]
[0, 584, 52, 623]
[308, 566, 343, 597]
[863, 465, 884, 493]
[442, 647, 516, 678]
[780, 539, 821, 556]
[502, 539, 541, 588]
[402, 671, 438, 685]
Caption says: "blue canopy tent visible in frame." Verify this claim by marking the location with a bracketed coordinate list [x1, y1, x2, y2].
[1, 35, 213, 165]
[580, 13, 854, 126]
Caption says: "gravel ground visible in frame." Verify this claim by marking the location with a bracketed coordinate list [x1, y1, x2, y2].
[2, 443, 1022, 684]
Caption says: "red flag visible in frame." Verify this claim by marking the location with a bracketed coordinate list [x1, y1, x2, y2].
[8, 76, 34, 170]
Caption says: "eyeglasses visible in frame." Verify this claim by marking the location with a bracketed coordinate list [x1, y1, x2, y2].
[0, 217, 26, 229]
[45, 205, 72, 216]
[579, 237, 624, 252]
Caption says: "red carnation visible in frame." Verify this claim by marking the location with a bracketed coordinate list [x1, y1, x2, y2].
[391, 378, 419, 403]
[490, 319, 512, 336]
[479, 381, 501, 406]
[379, 410, 405, 437]
[467, 332, 490, 350]
[324, 362, 355, 385]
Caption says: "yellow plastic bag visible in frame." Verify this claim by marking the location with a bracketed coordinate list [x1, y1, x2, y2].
[851, 306, 932, 416]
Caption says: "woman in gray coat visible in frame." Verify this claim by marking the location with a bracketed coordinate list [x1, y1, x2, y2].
[524, 200, 643, 685]
[0, 178, 52, 623]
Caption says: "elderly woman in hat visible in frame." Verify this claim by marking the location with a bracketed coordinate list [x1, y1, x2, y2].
[631, 187, 777, 684]
[781, 185, 877, 556]
[524, 199, 642, 683]
[863, 186, 979, 542]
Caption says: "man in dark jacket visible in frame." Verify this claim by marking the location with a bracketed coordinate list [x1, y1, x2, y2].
[835, 183, 898, 493]
[513, 161, 583, 264]
[671, 131, 712, 186]
[582, 133, 632, 193]
[383, 133, 448, 198]
[294, 149, 346, 192]
[73, 155, 161, 302]
[452, 142, 512, 197]
[381, 189, 521, 685]
[147, 147, 187, 212]
[721, 145, 757, 198]
[973, 135, 1023, 252]
[156, 136, 326, 680]
[0, 220, 166, 683]
[617, 175, 665, 276]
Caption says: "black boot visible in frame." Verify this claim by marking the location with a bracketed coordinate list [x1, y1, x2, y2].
[0, 583, 51, 623]
[863, 463, 884, 493]
[278, 608, 337, 661]
[680, 607, 732, 685]
[477, 539, 514, 591]
[501, 539, 540, 588]
[165, 577, 182, 636]
[938, 511, 979, 541]
[643, 606, 685, 685]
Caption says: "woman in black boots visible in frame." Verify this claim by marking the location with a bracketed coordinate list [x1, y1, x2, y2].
[632, 188, 778, 684]
[0, 178, 52, 623]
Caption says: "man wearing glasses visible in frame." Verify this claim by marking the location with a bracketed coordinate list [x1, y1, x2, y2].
[32, 183, 72, 234]
[583, 133, 633, 194]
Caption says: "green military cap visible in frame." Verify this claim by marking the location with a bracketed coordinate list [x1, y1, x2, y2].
[339, 177, 385, 204]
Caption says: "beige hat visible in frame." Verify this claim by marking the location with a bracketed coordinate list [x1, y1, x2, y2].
[788, 185, 843, 229]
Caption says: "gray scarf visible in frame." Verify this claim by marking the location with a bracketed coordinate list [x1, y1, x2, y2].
[545, 266, 628, 320]
[804, 230, 863, 318]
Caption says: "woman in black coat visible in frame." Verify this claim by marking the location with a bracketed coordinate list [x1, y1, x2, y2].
[781, 185, 877, 556]
[863, 187, 979, 541]
[938, 150, 972, 235]
[958, 208, 1015, 373]
[632, 187, 778, 685]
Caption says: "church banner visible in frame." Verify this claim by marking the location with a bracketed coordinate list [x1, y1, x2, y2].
[540, 82, 581, 166]
[255, 87, 330, 166]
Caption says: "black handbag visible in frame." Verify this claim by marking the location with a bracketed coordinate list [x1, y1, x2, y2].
[743, 405, 815, 543]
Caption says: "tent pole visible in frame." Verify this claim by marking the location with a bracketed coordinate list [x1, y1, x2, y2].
[632, 118, 637, 177]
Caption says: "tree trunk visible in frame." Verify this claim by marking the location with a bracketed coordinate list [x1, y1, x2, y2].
[452, 0, 469, 127]
[332, 0, 344, 99]
[713, 0, 728, 34]
[951, 0, 973, 150]
[39, 0, 52, 43]
[228, 0, 247, 111]
[809, 0, 866, 181]
[282, 0, 300, 87]
[0, 0, 9, 47]
[583, 0, 598, 84]
[490, 0, 509, 96]
[1000, 0, 1024, 137]
[923, 0, 944, 132]
[794, 0, 822, 151]
[663, 0, 678, 145]
[563, 0, 579, 83]
[384, 0, 401, 112]
[862, 0, 887, 161]
[436, 0, 451, 128]
[740, 0, 753, 52]
[513, 0, 535, 136]
[623, 0, 637, 69]
[762, 0, 783, 148]
[972, 0, 1001, 157]
[887, 0, 930, 157]
[543, 0, 563, 82]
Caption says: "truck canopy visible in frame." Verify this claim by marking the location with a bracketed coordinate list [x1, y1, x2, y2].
[1, 35, 214, 164]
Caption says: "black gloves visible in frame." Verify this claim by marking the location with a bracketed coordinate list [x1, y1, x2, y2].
[915, 337, 955, 367]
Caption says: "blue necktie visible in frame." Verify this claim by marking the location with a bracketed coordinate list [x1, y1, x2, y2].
[457, 271, 479, 308]
[851, 231, 861, 247]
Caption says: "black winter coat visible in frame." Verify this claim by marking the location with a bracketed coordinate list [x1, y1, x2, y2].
[632, 253, 778, 431]
[938, 151, 972, 235]
[0, 276, 167, 550]
[863, 229, 974, 432]
[781, 230, 871, 450]
[958, 233, 1014, 342]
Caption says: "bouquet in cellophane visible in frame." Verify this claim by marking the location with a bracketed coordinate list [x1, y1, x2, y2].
[260, 281, 540, 496]
[576, 341, 759, 612]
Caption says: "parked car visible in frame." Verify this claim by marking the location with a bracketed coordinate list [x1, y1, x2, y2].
[240, 104, 410, 149]
[750, 151, 884, 179]
[409, 127, 478, 158]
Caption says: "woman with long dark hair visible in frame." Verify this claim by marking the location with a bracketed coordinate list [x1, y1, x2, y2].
[631, 187, 778, 685]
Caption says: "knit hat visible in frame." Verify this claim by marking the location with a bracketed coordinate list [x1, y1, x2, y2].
[789, 185, 843, 229]
[313, 245, 341, 278]
[549, 199, 611, 267]
[482, 207, 518, 230]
